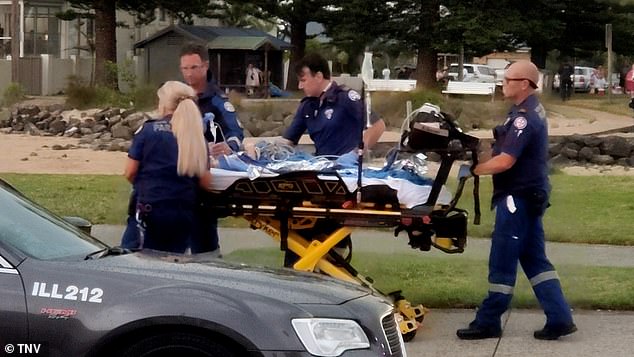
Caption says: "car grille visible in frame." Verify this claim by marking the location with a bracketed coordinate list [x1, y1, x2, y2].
[381, 312, 404, 356]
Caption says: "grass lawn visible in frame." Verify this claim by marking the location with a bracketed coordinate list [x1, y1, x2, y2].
[2, 172, 634, 310]
[225, 248, 634, 311]
[2, 172, 633, 245]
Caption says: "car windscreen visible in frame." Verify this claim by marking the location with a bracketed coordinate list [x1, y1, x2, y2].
[0, 183, 107, 260]
[449, 65, 474, 74]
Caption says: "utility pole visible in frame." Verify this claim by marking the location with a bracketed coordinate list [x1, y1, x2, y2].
[10, 0, 19, 82]
[606, 24, 612, 103]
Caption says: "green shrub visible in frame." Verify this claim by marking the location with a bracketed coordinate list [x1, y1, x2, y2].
[2, 82, 26, 107]
[64, 75, 98, 108]
[129, 85, 158, 110]
[64, 74, 156, 110]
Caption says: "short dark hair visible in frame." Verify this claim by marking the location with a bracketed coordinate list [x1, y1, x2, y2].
[295, 53, 330, 79]
[180, 43, 209, 62]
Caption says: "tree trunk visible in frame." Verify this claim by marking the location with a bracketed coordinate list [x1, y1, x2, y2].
[530, 44, 547, 69]
[10, 0, 18, 82]
[94, 0, 117, 89]
[287, 19, 307, 91]
[414, 0, 439, 89]
[416, 48, 438, 89]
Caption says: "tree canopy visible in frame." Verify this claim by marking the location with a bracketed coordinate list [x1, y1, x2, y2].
[66, 0, 214, 87]
[68, 0, 634, 89]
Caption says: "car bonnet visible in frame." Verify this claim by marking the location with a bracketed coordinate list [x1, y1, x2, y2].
[80, 251, 373, 305]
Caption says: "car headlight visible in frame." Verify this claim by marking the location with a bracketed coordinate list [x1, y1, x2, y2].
[292, 318, 370, 356]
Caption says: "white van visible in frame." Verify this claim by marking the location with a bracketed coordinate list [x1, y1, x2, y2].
[447, 63, 497, 83]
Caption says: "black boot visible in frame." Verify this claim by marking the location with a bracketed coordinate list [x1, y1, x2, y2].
[457, 323, 502, 340]
[534, 323, 577, 340]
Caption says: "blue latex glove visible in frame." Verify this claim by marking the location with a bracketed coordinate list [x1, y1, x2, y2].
[335, 150, 359, 169]
[217, 154, 250, 172]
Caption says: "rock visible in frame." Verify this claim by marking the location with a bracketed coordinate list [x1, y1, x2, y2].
[68, 117, 81, 128]
[120, 108, 137, 118]
[80, 117, 96, 128]
[578, 147, 595, 161]
[47, 104, 66, 113]
[111, 122, 133, 140]
[123, 112, 147, 133]
[567, 134, 586, 146]
[582, 136, 603, 147]
[561, 147, 578, 159]
[549, 142, 564, 157]
[107, 115, 122, 127]
[79, 134, 99, 144]
[563, 141, 581, 152]
[600, 136, 632, 158]
[92, 124, 107, 133]
[36, 111, 51, 121]
[48, 119, 67, 135]
[550, 154, 572, 167]
[25, 122, 42, 136]
[64, 127, 79, 136]
[590, 154, 615, 165]
[17, 105, 40, 116]
[616, 158, 631, 167]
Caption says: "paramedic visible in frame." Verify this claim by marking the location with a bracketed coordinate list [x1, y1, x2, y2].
[123, 81, 212, 253]
[180, 43, 244, 254]
[457, 60, 576, 341]
[180, 43, 243, 156]
[282, 52, 385, 155]
[121, 44, 244, 253]
[279, 52, 384, 267]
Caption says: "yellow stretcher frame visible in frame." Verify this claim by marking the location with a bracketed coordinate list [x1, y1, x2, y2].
[205, 136, 479, 340]
[241, 211, 434, 339]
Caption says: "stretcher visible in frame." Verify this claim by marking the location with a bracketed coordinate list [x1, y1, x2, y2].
[203, 105, 481, 341]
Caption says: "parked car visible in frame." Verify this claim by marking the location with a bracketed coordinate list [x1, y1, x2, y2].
[0, 178, 406, 357]
[552, 66, 596, 93]
[447, 63, 497, 83]
[573, 66, 595, 92]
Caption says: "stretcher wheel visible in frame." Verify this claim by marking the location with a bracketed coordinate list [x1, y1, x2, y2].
[415, 311, 425, 323]
[389, 291, 427, 323]
[402, 330, 417, 342]
[395, 312, 419, 342]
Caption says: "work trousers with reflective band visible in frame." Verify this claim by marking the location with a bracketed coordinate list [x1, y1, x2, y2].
[475, 195, 573, 330]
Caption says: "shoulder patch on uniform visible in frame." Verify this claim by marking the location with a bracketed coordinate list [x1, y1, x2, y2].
[348, 90, 361, 102]
[224, 102, 236, 113]
[514, 117, 527, 130]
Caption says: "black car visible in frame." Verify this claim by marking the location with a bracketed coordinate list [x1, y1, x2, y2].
[0, 178, 406, 357]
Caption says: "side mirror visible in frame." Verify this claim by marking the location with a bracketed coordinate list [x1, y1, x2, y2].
[63, 216, 92, 235]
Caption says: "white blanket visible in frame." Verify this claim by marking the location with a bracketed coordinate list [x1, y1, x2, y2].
[209, 168, 452, 209]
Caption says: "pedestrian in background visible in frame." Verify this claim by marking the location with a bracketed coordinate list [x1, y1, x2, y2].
[246, 63, 262, 97]
[457, 60, 577, 341]
[625, 64, 634, 110]
[558, 60, 574, 101]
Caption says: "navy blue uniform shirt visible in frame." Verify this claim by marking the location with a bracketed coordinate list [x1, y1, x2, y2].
[491, 94, 550, 203]
[197, 78, 244, 151]
[128, 117, 198, 205]
[284, 82, 364, 156]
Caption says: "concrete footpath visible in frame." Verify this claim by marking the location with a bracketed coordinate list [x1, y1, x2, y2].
[93, 225, 634, 357]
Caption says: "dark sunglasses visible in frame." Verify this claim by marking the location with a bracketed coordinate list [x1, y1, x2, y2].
[504, 77, 537, 89]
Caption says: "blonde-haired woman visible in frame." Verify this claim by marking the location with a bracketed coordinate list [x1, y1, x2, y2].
[124, 81, 212, 253]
